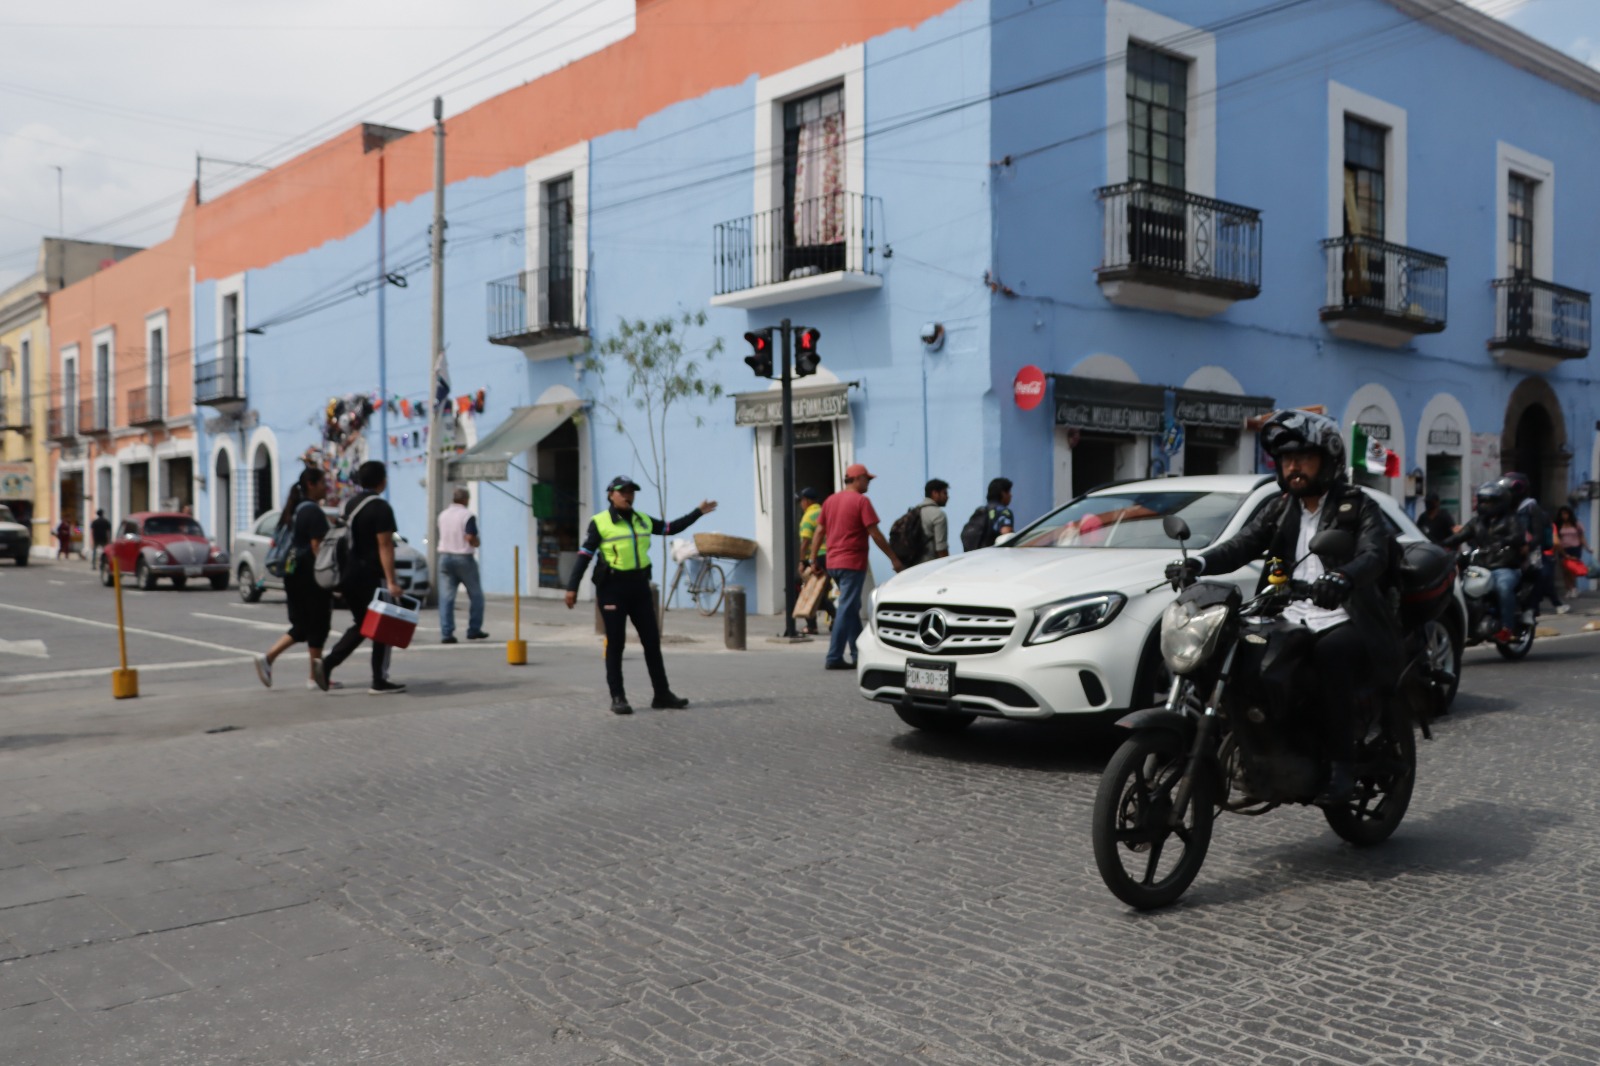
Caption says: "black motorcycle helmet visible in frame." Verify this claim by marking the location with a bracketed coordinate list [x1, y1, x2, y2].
[1260, 409, 1348, 497]
[1498, 471, 1531, 505]
[1475, 480, 1510, 517]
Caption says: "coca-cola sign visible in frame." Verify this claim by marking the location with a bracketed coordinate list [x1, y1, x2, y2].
[1013, 365, 1046, 411]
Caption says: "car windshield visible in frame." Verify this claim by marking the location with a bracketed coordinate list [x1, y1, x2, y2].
[144, 517, 205, 537]
[1012, 491, 1247, 550]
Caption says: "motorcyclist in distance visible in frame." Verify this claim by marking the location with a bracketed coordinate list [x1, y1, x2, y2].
[1164, 409, 1400, 804]
[1442, 480, 1528, 643]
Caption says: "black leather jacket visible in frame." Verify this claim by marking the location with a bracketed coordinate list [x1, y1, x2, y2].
[1198, 484, 1399, 641]
[1442, 512, 1527, 570]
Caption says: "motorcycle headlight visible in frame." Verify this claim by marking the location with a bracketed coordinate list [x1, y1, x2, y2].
[1024, 592, 1125, 646]
[1160, 601, 1229, 675]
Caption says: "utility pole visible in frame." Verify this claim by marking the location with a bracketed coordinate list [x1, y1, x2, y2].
[425, 96, 445, 599]
[52, 166, 63, 235]
[377, 153, 389, 472]
[779, 318, 799, 638]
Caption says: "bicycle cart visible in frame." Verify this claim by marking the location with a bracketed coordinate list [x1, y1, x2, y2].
[667, 532, 757, 616]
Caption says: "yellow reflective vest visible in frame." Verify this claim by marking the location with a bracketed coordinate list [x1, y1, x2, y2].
[594, 509, 654, 572]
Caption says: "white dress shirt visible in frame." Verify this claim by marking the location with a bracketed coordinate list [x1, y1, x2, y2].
[1282, 499, 1350, 633]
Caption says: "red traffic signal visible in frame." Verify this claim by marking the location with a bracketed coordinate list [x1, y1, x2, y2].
[794, 326, 821, 377]
[743, 328, 774, 378]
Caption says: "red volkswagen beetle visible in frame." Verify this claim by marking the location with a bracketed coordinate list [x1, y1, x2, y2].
[100, 512, 230, 591]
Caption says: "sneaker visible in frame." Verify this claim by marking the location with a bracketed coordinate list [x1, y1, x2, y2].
[368, 679, 407, 695]
[610, 695, 634, 715]
[311, 659, 330, 692]
[466, 630, 490, 641]
[1493, 627, 1514, 643]
[306, 679, 345, 691]
[1520, 608, 1536, 626]
[824, 660, 853, 671]
[254, 655, 272, 689]
[651, 691, 690, 709]
[1556, 604, 1572, 615]
[441, 635, 458, 645]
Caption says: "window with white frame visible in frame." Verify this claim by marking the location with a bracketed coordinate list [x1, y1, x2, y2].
[1127, 43, 1188, 190]
[544, 175, 575, 326]
[93, 335, 112, 430]
[18, 336, 30, 414]
[149, 323, 166, 417]
[783, 84, 846, 276]
[1343, 116, 1387, 240]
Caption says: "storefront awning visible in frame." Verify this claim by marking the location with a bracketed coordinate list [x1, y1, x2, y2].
[732, 383, 850, 427]
[447, 401, 583, 481]
[1051, 376, 1274, 433]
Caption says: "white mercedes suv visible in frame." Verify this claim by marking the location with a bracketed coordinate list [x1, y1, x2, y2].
[857, 474, 1465, 732]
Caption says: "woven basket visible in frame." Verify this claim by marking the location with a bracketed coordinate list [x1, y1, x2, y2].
[694, 532, 758, 560]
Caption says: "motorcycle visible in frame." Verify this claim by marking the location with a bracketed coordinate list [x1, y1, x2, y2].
[1456, 547, 1537, 661]
[1090, 516, 1453, 910]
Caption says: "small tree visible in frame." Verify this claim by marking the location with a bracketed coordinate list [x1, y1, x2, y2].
[577, 312, 725, 610]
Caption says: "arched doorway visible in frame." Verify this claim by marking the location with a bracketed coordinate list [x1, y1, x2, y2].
[252, 443, 274, 519]
[1501, 376, 1568, 508]
[215, 450, 233, 551]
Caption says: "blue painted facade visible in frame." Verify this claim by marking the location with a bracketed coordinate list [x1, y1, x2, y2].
[192, 0, 1600, 613]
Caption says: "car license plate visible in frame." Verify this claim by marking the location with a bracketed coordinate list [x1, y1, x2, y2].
[185, 566, 202, 576]
[905, 660, 953, 699]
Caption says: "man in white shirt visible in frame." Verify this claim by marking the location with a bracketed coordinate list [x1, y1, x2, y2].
[437, 487, 488, 644]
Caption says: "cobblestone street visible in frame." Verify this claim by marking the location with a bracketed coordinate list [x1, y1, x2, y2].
[4, 564, 1600, 1062]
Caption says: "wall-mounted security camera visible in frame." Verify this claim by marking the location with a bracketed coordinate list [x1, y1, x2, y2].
[920, 322, 945, 351]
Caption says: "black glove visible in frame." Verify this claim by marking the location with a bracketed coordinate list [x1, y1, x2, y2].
[1311, 571, 1353, 609]
[1164, 557, 1203, 588]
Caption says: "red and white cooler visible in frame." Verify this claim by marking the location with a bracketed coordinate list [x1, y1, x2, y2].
[360, 590, 421, 649]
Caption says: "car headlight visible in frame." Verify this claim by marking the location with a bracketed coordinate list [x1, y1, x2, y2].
[1159, 601, 1229, 675]
[210, 549, 229, 564]
[1024, 592, 1125, 646]
[154, 550, 171, 564]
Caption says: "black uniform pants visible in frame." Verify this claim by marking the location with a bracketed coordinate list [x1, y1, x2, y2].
[323, 577, 392, 686]
[1311, 623, 1368, 763]
[598, 576, 669, 699]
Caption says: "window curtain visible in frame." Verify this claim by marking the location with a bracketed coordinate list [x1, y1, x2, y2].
[793, 111, 845, 246]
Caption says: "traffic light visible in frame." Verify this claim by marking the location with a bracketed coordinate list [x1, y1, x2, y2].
[794, 326, 821, 377]
[743, 328, 773, 378]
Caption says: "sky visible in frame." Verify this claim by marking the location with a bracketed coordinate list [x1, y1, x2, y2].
[0, 0, 1595, 293]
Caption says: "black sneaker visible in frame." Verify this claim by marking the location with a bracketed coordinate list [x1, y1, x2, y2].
[368, 679, 407, 696]
[441, 635, 458, 645]
[651, 692, 689, 709]
[311, 659, 330, 692]
[824, 660, 854, 671]
[610, 696, 633, 715]
[466, 630, 490, 640]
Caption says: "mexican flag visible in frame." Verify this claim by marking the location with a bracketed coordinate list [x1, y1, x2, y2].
[1351, 425, 1401, 478]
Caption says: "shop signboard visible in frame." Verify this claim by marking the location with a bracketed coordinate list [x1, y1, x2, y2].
[1052, 375, 1272, 434]
[733, 384, 850, 427]
[0, 460, 33, 500]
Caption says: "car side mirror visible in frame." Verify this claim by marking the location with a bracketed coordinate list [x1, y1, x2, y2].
[1163, 516, 1192, 542]
[1309, 529, 1354, 557]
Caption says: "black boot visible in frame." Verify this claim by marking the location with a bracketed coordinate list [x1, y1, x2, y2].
[610, 695, 633, 715]
[1316, 762, 1356, 805]
[651, 691, 690, 709]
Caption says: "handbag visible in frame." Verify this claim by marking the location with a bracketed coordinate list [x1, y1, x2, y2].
[1562, 555, 1587, 579]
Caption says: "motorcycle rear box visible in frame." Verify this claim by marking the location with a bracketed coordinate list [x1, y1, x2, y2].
[1398, 541, 1454, 627]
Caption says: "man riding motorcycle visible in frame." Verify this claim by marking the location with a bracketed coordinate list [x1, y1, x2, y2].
[1442, 480, 1528, 642]
[1501, 471, 1559, 617]
[1164, 409, 1400, 804]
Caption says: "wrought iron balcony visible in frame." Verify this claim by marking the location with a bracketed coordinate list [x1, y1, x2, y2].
[128, 385, 164, 426]
[46, 405, 75, 441]
[79, 397, 110, 436]
[1096, 182, 1262, 317]
[486, 267, 588, 351]
[1488, 277, 1590, 372]
[194, 356, 244, 406]
[1320, 236, 1447, 347]
[711, 191, 883, 309]
[0, 403, 29, 434]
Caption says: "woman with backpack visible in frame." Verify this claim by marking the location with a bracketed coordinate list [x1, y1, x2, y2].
[253, 466, 334, 688]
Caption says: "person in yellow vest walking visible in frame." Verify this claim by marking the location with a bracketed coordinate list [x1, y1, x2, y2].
[564, 475, 717, 714]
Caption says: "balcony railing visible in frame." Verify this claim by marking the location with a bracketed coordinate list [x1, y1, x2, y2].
[79, 397, 109, 436]
[712, 191, 881, 300]
[194, 356, 243, 406]
[128, 385, 165, 426]
[1096, 182, 1262, 303]
[1320, 236, 1447, 344]
[47, 405, 74, 441]
[1489, 277, 1590, 364]
[0, 404, 29, 434]
[486, 267, 588, 348]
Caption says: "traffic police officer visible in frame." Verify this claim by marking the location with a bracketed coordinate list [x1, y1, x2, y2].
[565, 475, 717, 714]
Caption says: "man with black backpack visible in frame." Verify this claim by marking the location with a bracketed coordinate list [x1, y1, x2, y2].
[959, 477, 1015, 552]
[314, 461, 407, 695]
[888, 479, 950, 568]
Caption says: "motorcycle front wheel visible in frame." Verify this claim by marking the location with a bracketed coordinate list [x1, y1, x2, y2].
[1092, 731, 1215, 910]
[1323, 712, 1416, 846]
[1494, 624, 1535, 661]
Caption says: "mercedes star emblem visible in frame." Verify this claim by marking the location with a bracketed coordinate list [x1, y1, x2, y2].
[917, 609, 950, 651]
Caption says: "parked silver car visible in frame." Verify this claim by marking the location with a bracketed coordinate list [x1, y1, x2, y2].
[233, 507, 430, 604]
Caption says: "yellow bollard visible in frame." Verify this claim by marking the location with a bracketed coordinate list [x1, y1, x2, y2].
[110, 559, 139, 699]
[507, 544, 528, 666]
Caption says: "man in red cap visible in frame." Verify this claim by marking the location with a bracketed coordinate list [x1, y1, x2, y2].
[809, 462, 903, 670]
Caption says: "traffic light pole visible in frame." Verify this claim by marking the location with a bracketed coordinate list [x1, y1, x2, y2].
[779, 318, 799, 639]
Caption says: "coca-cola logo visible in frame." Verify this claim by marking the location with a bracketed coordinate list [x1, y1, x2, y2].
[1014, 365, 1046, 411]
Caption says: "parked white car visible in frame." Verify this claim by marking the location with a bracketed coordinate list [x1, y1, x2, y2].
[0, 504, 30, 565]
[233, 507, 431, 603]
[857, 474, 1465, 732]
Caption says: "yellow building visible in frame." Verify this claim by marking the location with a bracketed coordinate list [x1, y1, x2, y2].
[0, 240, 140, 551]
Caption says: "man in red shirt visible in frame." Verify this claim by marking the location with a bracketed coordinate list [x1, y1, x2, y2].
[809, 462, 903, 669]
